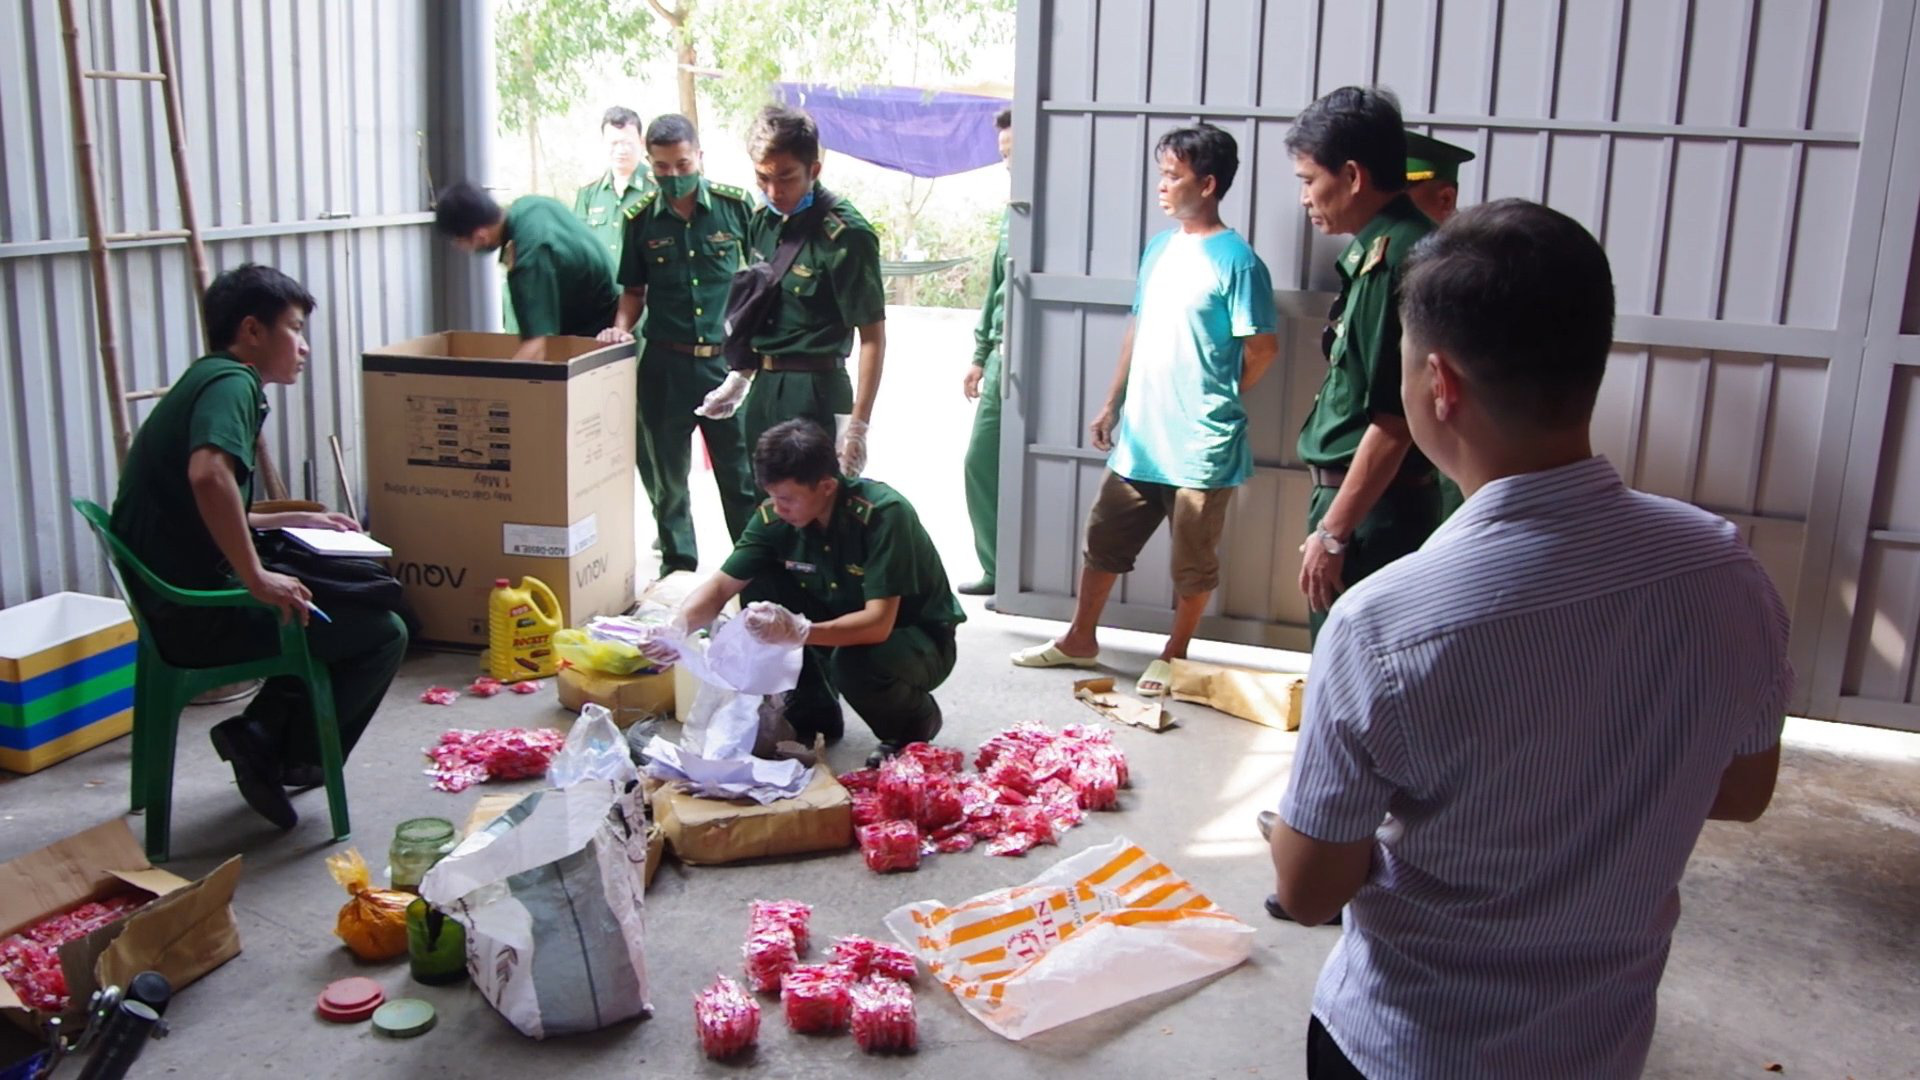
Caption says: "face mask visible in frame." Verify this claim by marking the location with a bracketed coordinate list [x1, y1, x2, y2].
[658, 173, 700, 199]
[762, 189, 815, 218]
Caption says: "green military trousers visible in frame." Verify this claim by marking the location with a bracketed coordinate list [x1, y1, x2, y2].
[1305, 480, 1441, 641]
[742, 367, 854, 451]
[153, 604, 409, 773]
[962, 348, 1003, 586]
[639, 344, 758, 572]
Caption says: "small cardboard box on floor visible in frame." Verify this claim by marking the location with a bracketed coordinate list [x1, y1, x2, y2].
[362, 332, 638, 649]
[653, 766, 853, 865]
[0, 819, 242, 1032]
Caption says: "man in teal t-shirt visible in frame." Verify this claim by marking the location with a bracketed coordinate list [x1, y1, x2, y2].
[1009, 124, 1278, 697]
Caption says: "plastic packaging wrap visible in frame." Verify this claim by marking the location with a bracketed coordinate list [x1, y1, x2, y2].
[837, 768, 882, 793]
[850, 976, 918, 1053]
[419, 686, 460, 706]
[0, 894, 149, 1013]
[859, 820, 923, 873]
[507, 679, 544, 695]
[423, 727, 568, 793]
[779, 964, 853, 1033]
[899, 742, 964, 775]
[877, 756, 930, 825]
[694, 975, 760, 1059]
[545, 704, 639, 788]
[466, 676, 505, 698]
[850, 790, 887, 828]
[326, 849, 412, 960]
[748, 899, 813, 955]
[830, 936, 917, 982]
[743, 926, 798, 993]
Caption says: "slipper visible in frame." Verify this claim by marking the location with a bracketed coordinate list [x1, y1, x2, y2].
[1136, 659, 1173, 697]
[1010, 641, 1099, 669]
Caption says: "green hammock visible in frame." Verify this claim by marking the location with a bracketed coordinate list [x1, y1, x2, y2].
[881, 256, 974, 278]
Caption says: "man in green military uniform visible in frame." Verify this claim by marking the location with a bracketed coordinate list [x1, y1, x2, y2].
[110, 264, 408, 830]
[659, 419, 964, 767]
[597, 113, 758, 574]
[695, 106, 888, 479]
[959, 107, 1016, 598]
[1288, 87, 1441, 640]
[1402, 130, 1477, 521]
[573, 106, 654, 261]
[436, 181, 618, 360]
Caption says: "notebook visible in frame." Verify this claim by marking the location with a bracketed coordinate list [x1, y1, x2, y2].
[280, 527, 393, 558]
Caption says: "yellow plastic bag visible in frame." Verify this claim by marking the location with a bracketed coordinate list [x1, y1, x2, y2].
[554, 627, 652, 675]
[326, 848, 412, 961]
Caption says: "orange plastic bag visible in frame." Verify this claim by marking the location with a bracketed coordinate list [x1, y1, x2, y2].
[326, 849, 411, 961]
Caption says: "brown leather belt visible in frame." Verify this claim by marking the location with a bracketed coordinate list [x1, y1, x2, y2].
[1309, 464, 1435, 490]
[661, 341, 723, 358]
[759, 353, 840, 373]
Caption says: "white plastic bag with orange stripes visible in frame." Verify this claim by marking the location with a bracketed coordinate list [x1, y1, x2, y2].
[883, 837, 1255, 1040]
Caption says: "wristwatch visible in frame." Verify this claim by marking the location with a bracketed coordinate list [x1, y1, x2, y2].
[1313, 528, 1348, 555]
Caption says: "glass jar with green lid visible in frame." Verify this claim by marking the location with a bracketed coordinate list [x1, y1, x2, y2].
[388, 817, 456, 893]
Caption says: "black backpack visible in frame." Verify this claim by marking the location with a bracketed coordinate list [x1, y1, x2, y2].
[722, 192, 840, 372]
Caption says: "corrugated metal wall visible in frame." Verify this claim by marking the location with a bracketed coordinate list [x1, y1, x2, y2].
[0, 0, 443, 608]
[1003, 0, 1917, 724]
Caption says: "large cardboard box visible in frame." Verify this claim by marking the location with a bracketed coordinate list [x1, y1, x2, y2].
[0, 819, 242, 1031]
[557, 665, 677, 727]
[0, 593, 137, 774]
[362, 332, 638, 648]
[652, 766, 853, 865]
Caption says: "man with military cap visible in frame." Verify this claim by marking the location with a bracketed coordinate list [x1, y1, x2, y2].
[695, 106, 888, 480]
[573, 106, 656, 262]
[1402, 129, 1475, 225]
[1287, 86, 1441, 641]
[598, 114, 759, 575]
[655, 418, 965, 768]
[435, 181, 617, 360]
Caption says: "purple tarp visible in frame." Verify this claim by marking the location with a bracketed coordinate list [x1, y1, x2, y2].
[773, 83, 1010, 178]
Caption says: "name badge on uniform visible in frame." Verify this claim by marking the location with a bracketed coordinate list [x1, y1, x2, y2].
[845, 564, 865, 576]
[646, 237, 676, 250]
[784, 560, 817, 574]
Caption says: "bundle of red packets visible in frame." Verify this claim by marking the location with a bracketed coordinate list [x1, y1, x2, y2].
[742, 899, 812, 992]
[694, 974, 760, 1059]
[0, 894, 150, 1013]
[422, 727, 568, 792]
[838, 723, 1130, 870]
[730, 902, 919, 1055]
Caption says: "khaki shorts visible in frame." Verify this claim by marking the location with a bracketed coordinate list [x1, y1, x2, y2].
[1082, 471, 1235, 596]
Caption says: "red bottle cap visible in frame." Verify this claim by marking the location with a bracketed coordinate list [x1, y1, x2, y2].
[494, 578, 510, 588]
[317, 977, 386, 1023]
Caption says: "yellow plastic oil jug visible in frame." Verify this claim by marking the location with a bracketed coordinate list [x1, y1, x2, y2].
[487, 577, 562, 682]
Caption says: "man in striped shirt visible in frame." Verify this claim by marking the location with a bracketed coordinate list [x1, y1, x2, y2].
[1269, 199, 1793, 1079]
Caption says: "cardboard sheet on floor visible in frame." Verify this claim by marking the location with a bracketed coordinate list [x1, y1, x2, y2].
[1072, 677, 1174, 731]
[652, 764, 852, 865]
[1167, 661, 1306, 732]
[0, 818, 242, 1031]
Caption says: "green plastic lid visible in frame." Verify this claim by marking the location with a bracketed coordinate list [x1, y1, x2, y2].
[372, 997, 437, 1038]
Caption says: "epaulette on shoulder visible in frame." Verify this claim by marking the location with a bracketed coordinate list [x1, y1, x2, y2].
[823, 211, 848, 242]
[625, 191, 658, 220]
[848, 495, 875, 524]
[758, 500, 778, 525]
[709, 182, 750, 203]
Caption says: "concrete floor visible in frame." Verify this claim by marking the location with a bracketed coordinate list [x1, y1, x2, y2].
[5, 308, 1919, 1076]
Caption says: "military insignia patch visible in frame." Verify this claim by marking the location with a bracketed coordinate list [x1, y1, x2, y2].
[1362, 235, 1390, 274]
[791, 264, 813, 277]
[845, 564, 865, 576]
[708, 231, 736, 245]
[499, 241, 516, 270]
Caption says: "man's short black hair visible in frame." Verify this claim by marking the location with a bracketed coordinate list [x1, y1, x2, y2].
[1399, 198, 1615, 429]
[748, 105, 821, 166]
[1156, 122, 1240, 199]
[433, 181, 503, 239]
[204, 263, 315, 351]
[646, 113, 699, 150]
[994, 107, 1013, 131]
[1285, 86, 1408, 193]
[602, 106, 642, 132]
[754, 419, 839, 488]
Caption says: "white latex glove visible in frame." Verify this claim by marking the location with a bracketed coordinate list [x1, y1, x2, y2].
[637, 610, 691, 664]
[838, 416, 870, 478]
[741, 601, 812, 648]
[695, 370, 754, 419]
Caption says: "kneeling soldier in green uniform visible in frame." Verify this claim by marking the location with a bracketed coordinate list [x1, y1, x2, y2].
[695, 106, 887, 479]
[661, 419, 965, 767]
[598, 113, 759, 574]
[435, 181, 617, 361]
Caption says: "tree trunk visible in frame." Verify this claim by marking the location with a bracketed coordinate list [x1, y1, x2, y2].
[678, 34, 700, 129]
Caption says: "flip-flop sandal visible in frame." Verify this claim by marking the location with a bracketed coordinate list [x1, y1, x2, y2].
[1136, 659, 1173, 697]
[1010, 641, 1100, 668]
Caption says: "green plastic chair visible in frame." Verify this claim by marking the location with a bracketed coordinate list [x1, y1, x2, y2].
[72, 500, 350, 861]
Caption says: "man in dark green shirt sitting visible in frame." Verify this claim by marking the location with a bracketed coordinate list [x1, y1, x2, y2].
[435, 181, 618, 360]
[109, 264, 408, 830]
[658, 419, 964, 767]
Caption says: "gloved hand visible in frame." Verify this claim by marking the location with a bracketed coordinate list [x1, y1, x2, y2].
[838, 417, 870, 478]
[637, 609, 691, 664]
[741, 601, 812, 647]
[695, 370, 754, 419]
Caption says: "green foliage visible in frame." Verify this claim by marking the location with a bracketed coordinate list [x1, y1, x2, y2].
[495, 0, 660, 133]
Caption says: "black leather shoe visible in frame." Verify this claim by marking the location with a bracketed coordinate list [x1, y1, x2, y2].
[957, 579, 995, 596]
[210, 719, 297, 830]
[866, 742, 903, 769]
[788, 705, 845, 747]
[1265, 894, 1342, 925]
[282, 763, 325, 792]
[1256, 810, 1277, 842]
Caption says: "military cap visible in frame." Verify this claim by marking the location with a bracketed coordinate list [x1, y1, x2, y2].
[1405, 130, 1475, 185]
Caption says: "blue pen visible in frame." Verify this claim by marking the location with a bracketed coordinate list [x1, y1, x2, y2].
[305, 600, 333, 624]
